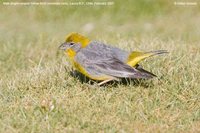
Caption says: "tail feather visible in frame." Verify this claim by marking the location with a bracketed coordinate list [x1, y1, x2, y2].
[145, 50, 169, 55]
[127, 50, 168, 67]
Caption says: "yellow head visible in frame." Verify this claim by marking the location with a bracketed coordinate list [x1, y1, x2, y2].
[59, 32, 90, 57]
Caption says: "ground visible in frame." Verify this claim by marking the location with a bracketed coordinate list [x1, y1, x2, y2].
[0, 0, 200, 132]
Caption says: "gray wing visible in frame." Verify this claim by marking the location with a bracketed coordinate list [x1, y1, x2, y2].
[88, 58, 154, 79]
[75, 48, 154, 79]
[88, 41, 156, 77]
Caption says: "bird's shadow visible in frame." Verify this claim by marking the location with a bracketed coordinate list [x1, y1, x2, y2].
[69, 70, 154, 88]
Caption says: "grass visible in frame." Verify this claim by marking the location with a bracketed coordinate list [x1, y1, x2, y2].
[0, 0, 200, 132]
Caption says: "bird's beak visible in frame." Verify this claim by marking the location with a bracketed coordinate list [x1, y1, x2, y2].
[59, 42, 67, 50]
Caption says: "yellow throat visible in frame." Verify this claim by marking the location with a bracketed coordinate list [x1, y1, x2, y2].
[65, 33, 90, 58]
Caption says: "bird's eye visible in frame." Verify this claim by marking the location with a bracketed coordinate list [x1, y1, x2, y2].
[70, 42, 74, 46]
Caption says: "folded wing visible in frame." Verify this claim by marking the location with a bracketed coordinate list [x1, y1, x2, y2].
[84, 57, 155, 79]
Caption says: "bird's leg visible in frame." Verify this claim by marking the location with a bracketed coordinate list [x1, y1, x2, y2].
[98, 79, 113, 86]
[98, 78, 120, 86]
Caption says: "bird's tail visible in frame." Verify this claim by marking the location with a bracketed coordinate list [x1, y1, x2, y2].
[127, 50, 168, 67]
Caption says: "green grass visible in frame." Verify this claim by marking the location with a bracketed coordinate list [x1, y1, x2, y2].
[0, 0, 200, 132]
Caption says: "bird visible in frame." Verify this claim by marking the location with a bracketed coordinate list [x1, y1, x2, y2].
[59, 32, 167, 85]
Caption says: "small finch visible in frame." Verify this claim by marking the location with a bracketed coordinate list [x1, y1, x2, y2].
[59, 33, 167, 85]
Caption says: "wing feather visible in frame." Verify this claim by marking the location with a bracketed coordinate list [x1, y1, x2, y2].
[84, 57, 154, 79]
[75, 44, 155, 79]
